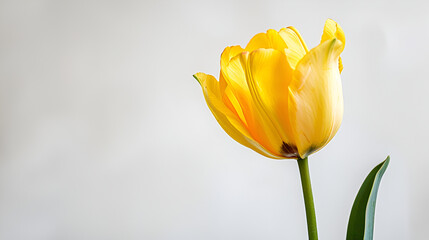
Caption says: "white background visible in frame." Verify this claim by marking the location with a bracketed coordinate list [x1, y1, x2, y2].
[0, 0, 427, 239]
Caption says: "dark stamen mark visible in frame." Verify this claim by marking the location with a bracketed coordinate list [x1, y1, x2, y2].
[280, 142, 299, 158]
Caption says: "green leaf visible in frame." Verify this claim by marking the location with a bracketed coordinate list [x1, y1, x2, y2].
[346, 156, 390, 240]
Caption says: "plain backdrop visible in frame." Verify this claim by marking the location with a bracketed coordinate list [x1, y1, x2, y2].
[0, 0, 427, 239]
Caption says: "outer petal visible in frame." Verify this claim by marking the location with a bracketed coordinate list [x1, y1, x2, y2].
[279, 27, 308, 69]
[221, 52, 286, 156]
[220, 51, 254, 127]
[194, 72, 282, 159]
[219, 46, 247, 123]
[243, 49, 298, 158]
[320, 19, 345, 72]
[244, 29, 287, 52]
[288, 39, 344, 158]
[220, 46, 245, 73]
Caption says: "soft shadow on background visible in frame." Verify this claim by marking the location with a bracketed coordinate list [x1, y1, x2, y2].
[0, 0, 427, 239]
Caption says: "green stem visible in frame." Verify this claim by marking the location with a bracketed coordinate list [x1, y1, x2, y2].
[297, 157, 318, 240]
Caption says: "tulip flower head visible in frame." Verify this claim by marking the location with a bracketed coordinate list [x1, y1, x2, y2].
[194, 19, 345, 159]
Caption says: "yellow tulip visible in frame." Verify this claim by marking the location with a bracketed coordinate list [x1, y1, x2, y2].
[194, 19, 345, 159]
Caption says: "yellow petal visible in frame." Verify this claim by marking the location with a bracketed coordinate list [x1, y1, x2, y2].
[220, 53, 254, 128]
[220, 53, 286, 156]
[288, 39, 344, 158]
[320, 19, 345, 72]
[219, 46, 249, 124]
[243, 49, 298, 158]
[219, 46, 247, 123]
[244, 29, 287, 52]
[220, 46, 245, 73]
[194, 73, 282, 159]
[279, 27, 308, 69]
[220, 74, 247, 126]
